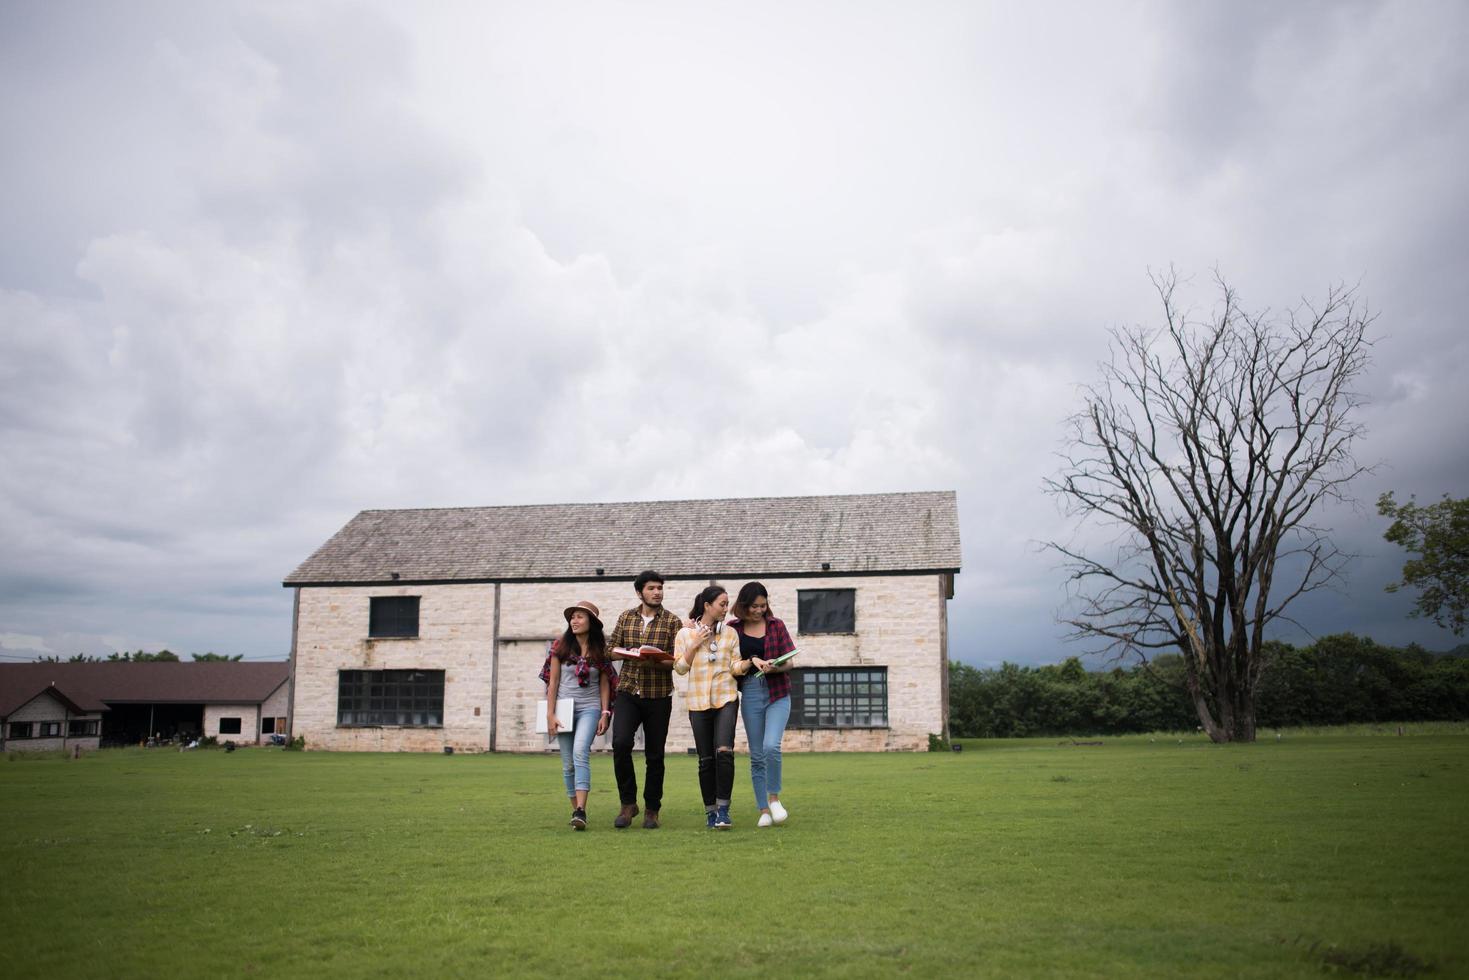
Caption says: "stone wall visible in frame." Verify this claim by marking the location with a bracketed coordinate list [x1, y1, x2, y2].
[260, 682, 289, 738]
[205, 703, 260, 744]
[292, 584, 496, 752]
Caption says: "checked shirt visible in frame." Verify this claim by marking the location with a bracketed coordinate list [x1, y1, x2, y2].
[673, 624, 743, 712]
[729, 615, 796, 702]
[606, 605, 683, 700]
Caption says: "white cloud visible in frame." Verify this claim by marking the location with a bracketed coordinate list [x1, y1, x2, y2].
[2, 1, 1467, 664]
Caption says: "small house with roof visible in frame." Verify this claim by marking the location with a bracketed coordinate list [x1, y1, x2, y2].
[283, 490, 961, 753]
[0, 661, 291, 751]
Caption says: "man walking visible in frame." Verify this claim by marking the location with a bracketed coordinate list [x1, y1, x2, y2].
[607, 570, 682, 828]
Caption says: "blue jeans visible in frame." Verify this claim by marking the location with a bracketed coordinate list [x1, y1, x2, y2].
[558, 705, 602, 796]
[740, 674, 791, 808]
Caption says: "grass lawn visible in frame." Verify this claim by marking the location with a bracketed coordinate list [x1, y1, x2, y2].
[3, 731, 1467, 979]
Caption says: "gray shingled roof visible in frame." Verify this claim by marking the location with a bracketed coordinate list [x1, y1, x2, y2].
[284, 491, 960, 585]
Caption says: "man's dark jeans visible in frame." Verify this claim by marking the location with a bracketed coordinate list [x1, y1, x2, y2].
[612, 691, 672, 810]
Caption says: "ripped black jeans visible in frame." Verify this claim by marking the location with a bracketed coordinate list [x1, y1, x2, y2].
[688, 701, 739, 809]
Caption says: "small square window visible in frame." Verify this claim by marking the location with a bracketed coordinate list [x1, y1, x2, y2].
[370, 596, 420, 638]
[38, 721, 62, 737]
[261, 716, 276, 734]
[797, 589, 856, 633]
[219, 717, 242, 735]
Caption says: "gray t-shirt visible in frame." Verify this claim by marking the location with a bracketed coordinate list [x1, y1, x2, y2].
[554, 662, 603, 711]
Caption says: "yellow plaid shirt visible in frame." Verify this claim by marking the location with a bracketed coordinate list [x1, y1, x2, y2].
[673, 624, 744, 711]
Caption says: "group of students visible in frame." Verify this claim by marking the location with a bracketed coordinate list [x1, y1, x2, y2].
[542, 570, 795, 831]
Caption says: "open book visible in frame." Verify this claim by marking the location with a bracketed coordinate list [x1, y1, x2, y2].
[613, 645, 673, 662]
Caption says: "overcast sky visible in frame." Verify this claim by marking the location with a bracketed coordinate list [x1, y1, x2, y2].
[2, 1, 1466, 667]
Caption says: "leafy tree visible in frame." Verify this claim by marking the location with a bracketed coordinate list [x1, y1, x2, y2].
[1045, 272, 1374, 742]
[1379, 492, 1469, 635]
[106, 649, 181, 662]
[191, 652, 243, 662]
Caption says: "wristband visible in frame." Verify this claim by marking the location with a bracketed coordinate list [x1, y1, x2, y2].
[601, 709, 612, 716]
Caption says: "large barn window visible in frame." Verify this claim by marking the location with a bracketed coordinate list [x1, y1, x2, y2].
[8, 722, 33, 739]
[68, 719, 99, 736]
[38, 722, 61, 737]
[369, 596, 420, 638]
[338, 669, 444, 727]
[788, 667, 887, 728]
[797, 589, 856, 633]
[219, 717, 242, 735]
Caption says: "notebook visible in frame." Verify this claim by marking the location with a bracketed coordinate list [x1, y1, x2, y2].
[534, 698, 574, 733]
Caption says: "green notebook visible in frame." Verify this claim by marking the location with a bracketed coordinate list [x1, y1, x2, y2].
[766, 650, 798, 667]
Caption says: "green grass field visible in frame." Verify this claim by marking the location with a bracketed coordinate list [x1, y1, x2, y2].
[3, 730, 1467, 978]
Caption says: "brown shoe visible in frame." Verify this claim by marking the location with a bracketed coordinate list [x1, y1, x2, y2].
[641, 809, 660, 829]
[614, 804, 639, 829]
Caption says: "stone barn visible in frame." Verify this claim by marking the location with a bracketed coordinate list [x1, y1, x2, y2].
[283, 490, 960, 753]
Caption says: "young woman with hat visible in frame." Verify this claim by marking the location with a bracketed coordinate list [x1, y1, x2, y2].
[544, 600, 616, 830]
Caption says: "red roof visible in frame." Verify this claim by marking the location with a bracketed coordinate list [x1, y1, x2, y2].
[0, 662, 289, 718]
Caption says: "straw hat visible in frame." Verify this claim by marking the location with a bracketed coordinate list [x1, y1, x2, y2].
[563, 600, 602, 628]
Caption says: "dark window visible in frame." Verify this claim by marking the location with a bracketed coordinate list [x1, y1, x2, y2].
[789, 667, 887, 728]
[337, 669, 445, 727]
[369, 596, 420, 638]
[261, 716, 276, 734]
[219, 717, 242, 735]
[68, 719, 99, 736]
[797, 589, 856, 633]
[8, 722, 33, 739]
[38, 721, 61, 737]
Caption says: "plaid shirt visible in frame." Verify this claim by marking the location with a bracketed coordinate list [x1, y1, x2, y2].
[538, 638, 617, 694]
[674, 624, 743, 711]
[729, 615, 796, 702]
[606, 605, 683, 699]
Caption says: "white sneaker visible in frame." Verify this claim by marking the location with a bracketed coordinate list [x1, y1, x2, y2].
[758, 812, 773, 828]
[769, 800, 788, 824]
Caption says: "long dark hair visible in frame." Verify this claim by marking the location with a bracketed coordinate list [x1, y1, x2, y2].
[688, 584, 728, 621]
[731, 581, 773, 620]
[557, 616, 607, 665]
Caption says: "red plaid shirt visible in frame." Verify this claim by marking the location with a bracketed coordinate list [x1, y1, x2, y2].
[539, 638, 617, 694]
[729, 615, 796, 702]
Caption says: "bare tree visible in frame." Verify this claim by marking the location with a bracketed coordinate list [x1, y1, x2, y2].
[1045, 271, 1374, 742]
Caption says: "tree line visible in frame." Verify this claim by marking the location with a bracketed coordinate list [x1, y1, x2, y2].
[949, 634, 1469, 738]
[37, 650, 243, 662]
